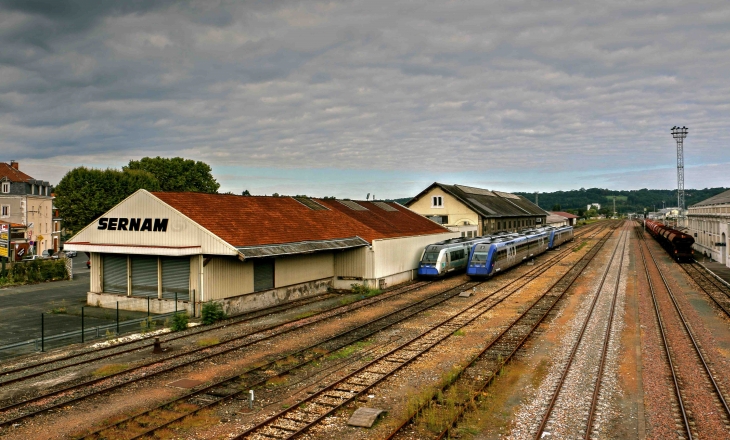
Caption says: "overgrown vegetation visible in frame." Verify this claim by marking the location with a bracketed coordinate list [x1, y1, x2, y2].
[351, 283, 382, 298]
[201, 302, 227, 325]
[326, 340, 373, 360]
[93, 363, 129, 377]
[0, 259, 68, 286]
[170, 312, 189, 331]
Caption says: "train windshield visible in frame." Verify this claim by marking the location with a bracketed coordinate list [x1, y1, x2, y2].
[422, 252, 440, 263]
[471, 252, 488, 262]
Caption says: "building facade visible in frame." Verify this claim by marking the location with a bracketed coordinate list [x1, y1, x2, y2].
[406, 183, 548, 237]
[0, 161, 56, 257]
[687, 189, 730, 267]
[64, 190, 457, 315]
[549, 211, 579, 226]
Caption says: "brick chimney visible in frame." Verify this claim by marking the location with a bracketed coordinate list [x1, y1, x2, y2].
[10, 160, 18, 170]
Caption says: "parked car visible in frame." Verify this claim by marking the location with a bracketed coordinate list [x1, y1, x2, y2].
[22, 255, 46, 261]
[41, 250, 59, 259]
[64, 250, 77, 258]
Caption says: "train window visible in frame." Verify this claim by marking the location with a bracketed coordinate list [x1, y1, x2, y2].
[472, 252, 487, 262]
[423, 252, 440, 263]
[496, 249, 506, 261]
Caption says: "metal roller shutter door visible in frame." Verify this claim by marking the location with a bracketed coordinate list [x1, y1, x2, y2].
[131, 256, 158, 297]
[161, 257, 190, 300]
[103, 254, 127, 294]
[253, 259, 274, 292]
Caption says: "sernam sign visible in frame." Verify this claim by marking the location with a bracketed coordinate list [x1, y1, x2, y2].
[98, 218, 168, 232]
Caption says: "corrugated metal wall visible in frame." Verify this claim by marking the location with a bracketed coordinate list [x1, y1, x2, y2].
[334, 247, 373, 279]
[203, 256, 254, 300]
[68, 190, 237, 256]
[275, 252, 334, 287]
[90, 252, 102, 292]
[372, 232, 458, 278]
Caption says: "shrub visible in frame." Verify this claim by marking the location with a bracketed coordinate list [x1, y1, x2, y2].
[170, 312, 189, 331]
[201, 302, 227, 325]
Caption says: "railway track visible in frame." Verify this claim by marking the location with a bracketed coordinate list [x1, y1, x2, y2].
[80, 223, 610, 439]
[78, 225, 608, 439]
[682, 262, 730, 319]
[636, 225, 730, 439]
[0, 279, 435, 429]
[382, 221, 621, 440]
[533, 222, 629, 439]
[0, 291, 348, 386]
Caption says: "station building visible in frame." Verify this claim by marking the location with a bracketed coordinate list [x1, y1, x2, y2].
[687, 189, 730, 267]
[406, 183, 549, 237]
[64, 190, 457, 316]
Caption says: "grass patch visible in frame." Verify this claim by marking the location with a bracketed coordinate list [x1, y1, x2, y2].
[573, 241, 588, 252]
[92, 363, 129, 377]
[171, 410, 219, 430]
[294, 311, 316, 320]
[47, 299, 68, 314]
[452, 329, 465, 337]
[266, 375, 289, 387]
[197, 337, 220, 347]
[326, 340, 372, 360]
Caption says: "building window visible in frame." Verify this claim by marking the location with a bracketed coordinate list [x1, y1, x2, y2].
[431, 196, 443, 208]
[1, 182, 8, 193]
[1, 205, 8, 217]
[254, 259, 275, 292]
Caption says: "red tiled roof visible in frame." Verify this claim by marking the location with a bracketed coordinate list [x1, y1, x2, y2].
[0, 163, 33, 182]
[550, 211, 580, 219]
[152, 193, 450, 247]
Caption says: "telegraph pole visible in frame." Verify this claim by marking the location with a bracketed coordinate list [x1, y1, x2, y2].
[671, 126, 688, 210]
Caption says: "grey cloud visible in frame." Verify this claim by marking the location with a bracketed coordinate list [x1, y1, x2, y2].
[0, 0, 728, 193]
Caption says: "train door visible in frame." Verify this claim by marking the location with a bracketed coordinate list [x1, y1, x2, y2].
[506, 244, 516, 262]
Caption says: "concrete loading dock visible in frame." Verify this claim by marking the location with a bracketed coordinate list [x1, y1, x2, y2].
[64, 190, 457, 316]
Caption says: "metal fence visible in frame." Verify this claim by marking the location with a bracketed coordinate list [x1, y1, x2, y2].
[0, 297, 190, 360]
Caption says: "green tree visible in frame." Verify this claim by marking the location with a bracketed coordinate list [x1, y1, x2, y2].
[124, 157, 219, 193]
[552, 204, 561, 211]
[55, 167, 160, 233]
[242, 189, 251, 196]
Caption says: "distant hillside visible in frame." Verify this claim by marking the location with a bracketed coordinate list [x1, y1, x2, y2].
[513, 187, 730, 215]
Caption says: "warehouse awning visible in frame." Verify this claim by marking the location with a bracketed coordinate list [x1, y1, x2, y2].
[63, 242, 205, 256]
[236, 236, 369, 259]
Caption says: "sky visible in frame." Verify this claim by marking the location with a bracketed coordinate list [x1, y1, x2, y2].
[1, 0, 729, 199]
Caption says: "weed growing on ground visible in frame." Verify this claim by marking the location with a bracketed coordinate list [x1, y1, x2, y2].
[452, 329, 465, 336]
[93, 363, 129, 377]
[351, 283, 382, 298]
[326, 340, 372, 360]
[48, 299, 68, 314]
[197, 337, 219, 347]
[170, 312, 189, 331]
[573, 241, 588, 252]
[294, 310, 316, 320]
[201, 302, 226, 325]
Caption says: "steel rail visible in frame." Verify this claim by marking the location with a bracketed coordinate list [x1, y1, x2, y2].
[636, 226, 692, 439]
[79, 281, 479, 439]
[234, 224, 615, 440]
[0, 279, 436, 428]
[639, 226, 730, 424]
[428, 221, 621, 440]
[86, 224, 607, 439]
[681, 263, 730, 319]
[533, 223, 628, 439]
[0, 291, 352, 386]
[585, 223, 629, 438]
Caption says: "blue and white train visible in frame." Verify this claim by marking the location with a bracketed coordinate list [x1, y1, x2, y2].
[466, 226, 573, 277]
[417, 236, 495, 278]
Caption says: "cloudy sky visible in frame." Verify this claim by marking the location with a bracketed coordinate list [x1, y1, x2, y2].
[1, 0, 728, 198]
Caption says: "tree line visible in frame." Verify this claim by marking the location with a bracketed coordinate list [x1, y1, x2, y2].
[513, 187, 730, 217]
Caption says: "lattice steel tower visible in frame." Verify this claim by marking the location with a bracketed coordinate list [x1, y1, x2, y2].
[671, 126, 688, 210]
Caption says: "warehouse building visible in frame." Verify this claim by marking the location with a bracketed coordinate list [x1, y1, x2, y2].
[64, 190, 457, 315]
[406, 183, 549, 237]
[687, 189, 730, 267]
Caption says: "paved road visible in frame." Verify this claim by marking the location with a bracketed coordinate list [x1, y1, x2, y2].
[0, 256, 149, 354]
